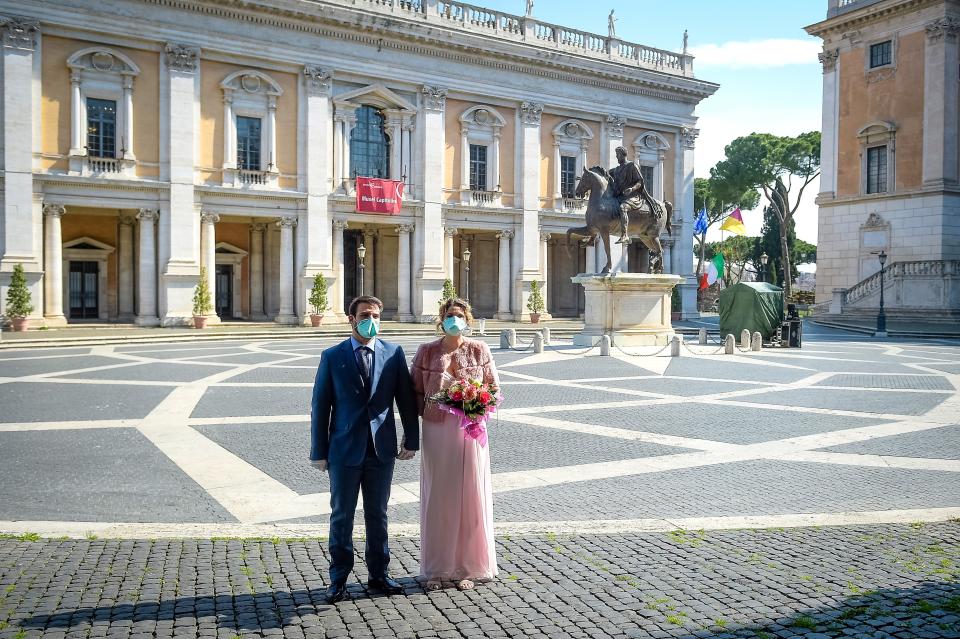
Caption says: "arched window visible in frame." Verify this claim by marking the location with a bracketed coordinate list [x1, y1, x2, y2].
[350, 106, 390, 179]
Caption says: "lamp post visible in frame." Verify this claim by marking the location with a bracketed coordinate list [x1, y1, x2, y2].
[876, 250, 887, 337]
[357, 242, 367, 295]
[462, 246, 471, 303]
[760, 252, 768, 283]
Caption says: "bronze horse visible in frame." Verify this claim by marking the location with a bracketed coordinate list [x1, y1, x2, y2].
[566, 166, 673, 274]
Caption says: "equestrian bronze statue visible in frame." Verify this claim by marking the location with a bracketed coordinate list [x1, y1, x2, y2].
[566, 158, 673, 275]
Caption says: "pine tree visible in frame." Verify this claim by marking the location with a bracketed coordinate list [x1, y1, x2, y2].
[5, 263, 33, 318]
[192, 267, 213, 316]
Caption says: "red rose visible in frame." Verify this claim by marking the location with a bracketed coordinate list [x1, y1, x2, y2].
[450, 390, 464, 401]
[479, 391, 492, 404]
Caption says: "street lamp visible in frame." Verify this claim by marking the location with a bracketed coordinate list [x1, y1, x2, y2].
[759, 252, 768, 283]
[876, 250, 887, 337]
[462, 246, 471, 302]
[357, 242, 367, 295]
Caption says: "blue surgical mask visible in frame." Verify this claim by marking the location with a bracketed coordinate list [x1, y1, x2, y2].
[442, 316, 468, 336]
[355, 317, 380, 339]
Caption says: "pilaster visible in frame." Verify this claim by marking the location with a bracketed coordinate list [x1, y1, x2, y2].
[922, 18, 960, 187]
[276, 216, 298, 325]
[414, 85, 448, 321]
[135, 209, 160, 326]
[678, 125, 699, 319]
[819, 48, 839, 198]
[514, 100, 543, 321]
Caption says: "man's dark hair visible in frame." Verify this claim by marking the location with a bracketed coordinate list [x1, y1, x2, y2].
[615, 145, 628, 155]
[348, 295, 383, 318]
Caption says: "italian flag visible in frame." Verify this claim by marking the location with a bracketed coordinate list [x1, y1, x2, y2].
[699, 253, 725, 290]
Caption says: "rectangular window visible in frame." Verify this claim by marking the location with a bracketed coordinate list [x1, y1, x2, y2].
[870, 41, 892, 68]
[560, 156, 577, 198]
[86, 98, 117, 158]
[236, 116, 262, 171]
[469, 144, 487, 191]
[640, 164, 654, 193]
[866, 146, 887, 193]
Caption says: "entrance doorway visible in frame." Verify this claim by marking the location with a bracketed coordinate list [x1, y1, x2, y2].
[215, 264, 233, 318]
[69, 261, 99, 319]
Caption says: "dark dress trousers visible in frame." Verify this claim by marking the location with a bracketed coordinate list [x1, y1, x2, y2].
[310, 338, 419, 584]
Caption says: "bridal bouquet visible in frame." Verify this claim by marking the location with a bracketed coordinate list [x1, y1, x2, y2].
[428, 378, 502, 447]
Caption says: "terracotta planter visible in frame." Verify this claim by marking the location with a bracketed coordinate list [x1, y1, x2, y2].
[529, 313, 541, 324]
[193, 315, 208, 329]
[10, 317, 27, 332]
[671, 311, 681, 321]
[310, 314, 324, 327]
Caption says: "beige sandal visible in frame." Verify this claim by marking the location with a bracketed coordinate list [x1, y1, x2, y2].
[456, 579, 475, 591]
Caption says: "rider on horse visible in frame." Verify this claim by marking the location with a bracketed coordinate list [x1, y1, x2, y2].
[610, 146, 661, 245]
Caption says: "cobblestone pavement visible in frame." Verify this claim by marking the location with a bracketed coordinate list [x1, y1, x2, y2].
[0, 324, 958, 637]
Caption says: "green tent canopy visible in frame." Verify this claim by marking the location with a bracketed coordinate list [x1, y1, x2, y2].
[718, 282, 784, 340]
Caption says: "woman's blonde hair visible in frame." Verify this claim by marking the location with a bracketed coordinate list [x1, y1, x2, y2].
[436, 297, 474, 332]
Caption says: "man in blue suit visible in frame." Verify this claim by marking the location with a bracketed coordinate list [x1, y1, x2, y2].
[310, 295, 420, 604]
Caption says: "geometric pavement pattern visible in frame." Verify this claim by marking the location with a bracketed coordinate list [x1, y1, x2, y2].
[0, 329, 959, 638]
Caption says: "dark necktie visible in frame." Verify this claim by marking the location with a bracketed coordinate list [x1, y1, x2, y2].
[356, 346, 372, 389]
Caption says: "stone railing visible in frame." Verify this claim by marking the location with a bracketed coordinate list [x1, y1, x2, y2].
[827, 0, 884, 18]
[563, 197, 586, 211]
[470, 189, 499, 206]
[831, 260, 960, 317]
[238, 169, 267, 186]
[87, 157, 120, 174]
[337, 0, 693, 76]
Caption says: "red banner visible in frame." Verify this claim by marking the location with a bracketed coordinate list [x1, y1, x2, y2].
[355, 177, 404, 214]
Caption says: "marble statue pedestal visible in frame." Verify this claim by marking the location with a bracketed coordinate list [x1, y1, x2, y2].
[571, 272, 683, 347]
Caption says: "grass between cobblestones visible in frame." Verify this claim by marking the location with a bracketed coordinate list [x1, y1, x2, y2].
[3, 523, 957, 638]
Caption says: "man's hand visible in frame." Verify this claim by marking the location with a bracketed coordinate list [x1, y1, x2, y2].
[310, 459, 328, 472]
[397, 447, 416, 461]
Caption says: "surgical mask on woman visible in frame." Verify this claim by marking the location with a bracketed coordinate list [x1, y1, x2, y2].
[442, 316, 468, 336]
[355, 317, 380, 339]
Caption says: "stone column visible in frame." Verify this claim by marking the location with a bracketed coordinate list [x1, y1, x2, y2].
[678, 126, 699, 318]
[276, 216, 297, 324]
[604, 114, 626, 272]
[923, 19, 960, 187]
[135, 208, 159, 326]
[539, 231, 552, 318]
[444, 226, 458, 280]
[460, 124, 471, 203]
[415, 86, 449, 320]
[363, 229, 378, 296]
[301, 66, 334, 323]
[332, 218, 348, 317]
[334, 106, 357, 193]
[250, 223, 267, 320]
[266, 95, 278, 172]
[200, 210, 219, 320]
[1, 17, 42, 313]
[69, 69, 83, 155]
[495, 230, 513, 320]
[515, 101, 543, 320]
[388, 113, 402, 181]
[159, 43, 201, 326]
[401, 120, 414, 194]
[491, 131, 501, 192]
[552, 142, 562, 208]
[222, 91, 235, 170]
[662, 239, 673, 275]
[395, 224, 414, 321]
[118, 214, 135, 320]
[122, 76, 135, 161]
[585, 241, 596, 275]
[42, 203, 66, 325]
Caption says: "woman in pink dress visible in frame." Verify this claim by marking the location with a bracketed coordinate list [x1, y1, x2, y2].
[410, 298, 498, 591]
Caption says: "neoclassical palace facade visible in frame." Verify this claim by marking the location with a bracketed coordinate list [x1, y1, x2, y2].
[0, 0, 716, 327]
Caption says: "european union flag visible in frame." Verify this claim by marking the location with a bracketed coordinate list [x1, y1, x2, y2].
[694, 208, 709, 235]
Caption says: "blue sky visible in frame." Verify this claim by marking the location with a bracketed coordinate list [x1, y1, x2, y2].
[475, 0, 827, 242]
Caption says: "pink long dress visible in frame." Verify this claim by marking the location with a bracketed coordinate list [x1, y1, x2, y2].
[410, 338, 498, 582]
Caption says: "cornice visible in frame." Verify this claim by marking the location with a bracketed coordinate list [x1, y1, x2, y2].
[138, 0, 717, 104]
[805, 0, 935, 38]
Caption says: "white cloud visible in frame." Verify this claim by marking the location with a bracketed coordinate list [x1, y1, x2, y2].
[690, 39, 821, 68]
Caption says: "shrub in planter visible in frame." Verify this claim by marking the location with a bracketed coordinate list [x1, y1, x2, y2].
[670, 284, 682, 321]
[309, 273, 330, 327]
[526, 280, 545, 323]
[5, 263, 33, 331]
[192, 267, 213, 329]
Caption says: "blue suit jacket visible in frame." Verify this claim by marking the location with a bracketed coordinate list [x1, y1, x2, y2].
[310, 338, 420, 466]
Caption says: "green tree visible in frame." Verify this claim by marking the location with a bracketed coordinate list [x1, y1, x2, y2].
[793, 239, 817, 265]
[308, 274, 329, 315]
[710, 131, 821, 297]
[526, 281, 545, 314]
[192, 267, 213, 316]
[693, 176, 759, 278]
[439, 278, 457, 304]
[707, 235, 757, 286]
[4, 263, 33, 318]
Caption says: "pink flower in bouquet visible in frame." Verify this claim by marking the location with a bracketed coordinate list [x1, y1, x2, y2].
[450, 388, 464, 401]
[479, 390, 492, 404]
[463, 384, 478, 401]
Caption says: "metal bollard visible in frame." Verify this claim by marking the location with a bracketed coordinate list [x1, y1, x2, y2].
[670, 335, 681, 357]
[541, 326, 551, 345]
[740, 329, 751, 350]
[724, 334, 735, 354]
[500, 328, 516, 349]
[600, 334, 612, 356]
[698, 328, 707, 345]
[478, 318, 486, 335]
[533, 332, 544, 353]
[751, 332, 762, 352]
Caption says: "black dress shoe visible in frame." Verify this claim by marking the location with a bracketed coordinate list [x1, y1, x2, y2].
[367, 575, 403, 595]
[324, 582, 347, 604]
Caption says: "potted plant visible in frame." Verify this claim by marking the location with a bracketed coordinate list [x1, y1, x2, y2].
[192, 266, 213, 329]
[308, 273, 329, 327]
[438, 278, 457, 305]
[5, 263, 33, 332]
[671, 284, 682, 322]
[526, 280, 545, 324]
